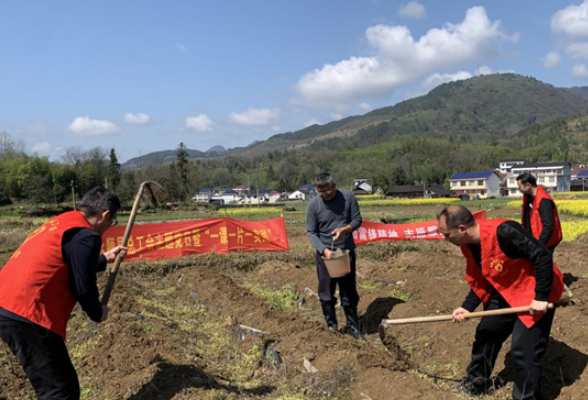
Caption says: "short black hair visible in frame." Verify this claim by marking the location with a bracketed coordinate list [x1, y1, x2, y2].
[79, 187, 121, 217]
[437, 205, 475, 230]
[315, 172, 336, 187]
[516, 172, 537, 186]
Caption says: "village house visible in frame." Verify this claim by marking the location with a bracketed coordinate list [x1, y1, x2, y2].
[353, 178, 373, 195]
[506, 162, 571, 197]
[210, 189, 240, 204]
[386, 184, 449, 199]
[571, 167, 588, 179]
[192, 188, 213, 203]
[571, 169, 588, 192]
[288, 184, 316, 201]
[449, 171, 502, 199]
[498, 159, 525, 174]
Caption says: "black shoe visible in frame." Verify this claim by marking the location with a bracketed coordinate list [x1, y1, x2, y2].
[343, 305, 365, 341]
[320, 301, 338, 331]
[451, 378, 497, 396]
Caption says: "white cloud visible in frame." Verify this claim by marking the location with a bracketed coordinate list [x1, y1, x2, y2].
[186, 114, 215, 132]
[541, 52, 561, 69]
[399, 1, 427, 20]
[32, 142, 51, 154]
[304, 118, 320, 127]
[293, 6, 517, 111]
[572, 64, 588, 78]
[68, 116, 120, 136]
[228, 108, 280, 126]
[423, 71, 472, 89]
[550, 1, 588, 77]
[174, 43, 189, 54]
[566, 42, 588, 60]
[359, 102, 372, 111]
[476, 65, 494, 75]
[124, 112, 151, 124]
[330, 113, 343, 121]
[551, 1, 588, 38]
[475, 65, 514, 76]
[404, 70, 472, 99]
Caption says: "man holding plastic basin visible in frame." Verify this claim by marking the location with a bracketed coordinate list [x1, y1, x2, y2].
[306, 172, 363, 340]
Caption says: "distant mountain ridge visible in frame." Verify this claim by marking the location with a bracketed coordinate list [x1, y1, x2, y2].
[121, 74, 588, 170]
[566, 86, 588, 100]
[206, 145, 226, 153]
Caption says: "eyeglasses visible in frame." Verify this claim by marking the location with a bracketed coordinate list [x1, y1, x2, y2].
[111, 213, 119, 226]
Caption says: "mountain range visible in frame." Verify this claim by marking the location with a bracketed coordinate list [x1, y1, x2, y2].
[122, 74, 588, 170]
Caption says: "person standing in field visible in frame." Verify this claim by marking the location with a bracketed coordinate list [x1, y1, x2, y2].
[306, 172, 364, 340]
[516, 172, 562, 254]
[438, 205, 564, 400]
[0, 187, 127, 400]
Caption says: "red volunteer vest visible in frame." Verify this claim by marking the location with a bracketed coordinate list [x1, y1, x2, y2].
[0, 211, 94, 340]
[461, 219, 564, 328]
[522, 186, 562, 248]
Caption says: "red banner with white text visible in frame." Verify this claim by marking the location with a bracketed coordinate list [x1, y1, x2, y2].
[353, 210, 486, 244]
[101, 217, 289, 261]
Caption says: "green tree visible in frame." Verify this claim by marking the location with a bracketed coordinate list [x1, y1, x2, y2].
[108, 148, 121, 190]
[175, 142, 190, 201]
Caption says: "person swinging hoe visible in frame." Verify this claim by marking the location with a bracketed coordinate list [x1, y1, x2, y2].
[437, 205, 564, 400]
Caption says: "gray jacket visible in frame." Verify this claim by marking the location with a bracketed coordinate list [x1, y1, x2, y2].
[305, 189, 362, 254]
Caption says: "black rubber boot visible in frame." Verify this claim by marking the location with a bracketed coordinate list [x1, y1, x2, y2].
[320, 301, 338, 332]
[343, 305, 365, 341]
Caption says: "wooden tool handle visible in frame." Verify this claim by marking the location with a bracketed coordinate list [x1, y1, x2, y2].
[381, 304, 554, 326]
[101, 183, 145, 306]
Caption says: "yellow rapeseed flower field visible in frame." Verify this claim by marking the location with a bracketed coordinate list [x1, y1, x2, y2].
[560, 220, 588, 242]
[551, 191, 588, 199]
[222, 207, 283, 215]
[506, 199, 588, 241]
[358, 198, 460, 207]
[356, 194, 386, 200]
[507, 200, 588, 218]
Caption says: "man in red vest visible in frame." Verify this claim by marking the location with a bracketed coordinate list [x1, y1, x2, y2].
[438, 205, 564, 400]
[516, 172, 562, 254]
[0, 187, 127, 400]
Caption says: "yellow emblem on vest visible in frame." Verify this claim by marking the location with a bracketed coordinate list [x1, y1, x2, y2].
[490, 258, 504, 273]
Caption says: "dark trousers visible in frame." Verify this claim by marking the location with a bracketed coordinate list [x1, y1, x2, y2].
[0, 315, 80, 400]
[466, 294, 554, 400]
[315, 250, 359, 307]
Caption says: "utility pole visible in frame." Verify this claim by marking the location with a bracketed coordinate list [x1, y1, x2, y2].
[70, 180, 76, 210]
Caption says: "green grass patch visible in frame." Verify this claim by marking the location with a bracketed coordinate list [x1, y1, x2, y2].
[246, 283, 299, 311]
[389, 288, 412, 302]
[358, 280, 383, 290]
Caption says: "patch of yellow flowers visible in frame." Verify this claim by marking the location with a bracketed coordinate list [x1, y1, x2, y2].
[356, 194, 386, 200]
[358, 198, 460, 207]
[222, 207, 282, 215]
[507, 200, 588, 218]
[551, 191, 588, 199]
[506, 200, 588, 241]
[560, 220, 588, 242]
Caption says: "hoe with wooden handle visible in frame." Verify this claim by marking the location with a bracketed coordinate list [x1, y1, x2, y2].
[379, 304, 555, 342]
[101, 181, 166, 306]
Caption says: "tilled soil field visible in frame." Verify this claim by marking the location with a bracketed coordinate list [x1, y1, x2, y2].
[1, 224, 587, 400]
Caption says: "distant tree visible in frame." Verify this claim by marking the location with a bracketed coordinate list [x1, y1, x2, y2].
[175, 142, 190, 201]
[108, 148, 121, 190]
[0, 131, 25, 158]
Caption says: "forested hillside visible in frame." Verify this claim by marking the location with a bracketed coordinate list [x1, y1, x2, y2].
[2, 74, 588, 205]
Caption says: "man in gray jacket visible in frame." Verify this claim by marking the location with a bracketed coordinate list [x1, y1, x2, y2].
[306, 172, 363, 340]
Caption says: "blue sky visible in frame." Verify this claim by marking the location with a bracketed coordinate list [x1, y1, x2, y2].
[2, 1, 588, 162]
